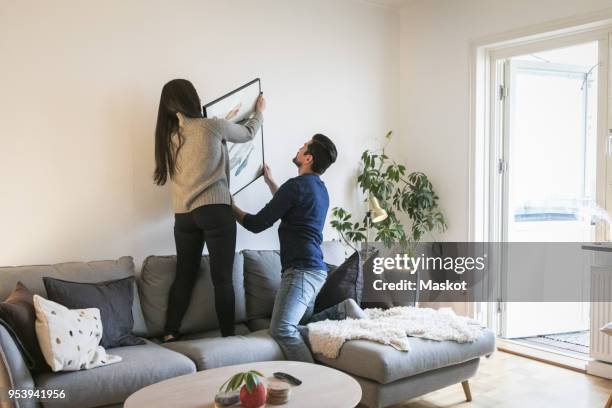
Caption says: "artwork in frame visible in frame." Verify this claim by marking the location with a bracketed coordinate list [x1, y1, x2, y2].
[203, 78, 264, 195]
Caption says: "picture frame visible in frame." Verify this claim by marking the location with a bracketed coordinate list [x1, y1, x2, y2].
[203, 78, 265, 195]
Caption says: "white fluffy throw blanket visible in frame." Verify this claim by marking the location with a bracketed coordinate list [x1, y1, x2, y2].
[307, 306, 484, 359]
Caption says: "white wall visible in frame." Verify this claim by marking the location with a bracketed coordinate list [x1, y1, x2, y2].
[12, 0, 608, 268]
[398, 0, 612, 241]
[0, 0, 399, 267]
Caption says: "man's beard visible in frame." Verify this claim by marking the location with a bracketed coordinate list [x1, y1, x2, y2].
[292, 156, 301, 167]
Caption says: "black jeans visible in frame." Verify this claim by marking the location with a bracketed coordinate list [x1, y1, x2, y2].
[165, 204, 236, 337]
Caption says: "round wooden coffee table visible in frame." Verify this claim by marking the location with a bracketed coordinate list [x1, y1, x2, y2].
[124, 360, 362, 408]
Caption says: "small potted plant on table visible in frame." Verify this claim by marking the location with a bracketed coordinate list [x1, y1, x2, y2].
[218, 370, 267, 408]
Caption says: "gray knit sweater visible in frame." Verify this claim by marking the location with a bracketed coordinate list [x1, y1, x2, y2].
[170, 111, 263, 213]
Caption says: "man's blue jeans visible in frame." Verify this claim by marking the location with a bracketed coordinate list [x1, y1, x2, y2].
[269, 267, 350, 362]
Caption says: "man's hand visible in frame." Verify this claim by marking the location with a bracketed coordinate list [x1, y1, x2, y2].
[262, 163, 278, 194]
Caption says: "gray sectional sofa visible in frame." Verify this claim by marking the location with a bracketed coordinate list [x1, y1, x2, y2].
[0, 243, 495, 408]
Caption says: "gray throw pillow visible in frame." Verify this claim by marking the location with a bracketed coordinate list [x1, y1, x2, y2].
[42, 277, 145, 349]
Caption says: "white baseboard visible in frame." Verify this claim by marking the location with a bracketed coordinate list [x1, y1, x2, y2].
[496, 338, 588, 372]
[587, 359, 612, 379]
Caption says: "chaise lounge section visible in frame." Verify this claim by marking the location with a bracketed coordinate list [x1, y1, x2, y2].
[316, 332, 495, 407]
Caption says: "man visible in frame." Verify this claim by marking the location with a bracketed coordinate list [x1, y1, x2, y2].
[233, 134, 353, 362]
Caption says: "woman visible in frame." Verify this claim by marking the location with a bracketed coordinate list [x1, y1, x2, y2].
[154, 79, 265, 341]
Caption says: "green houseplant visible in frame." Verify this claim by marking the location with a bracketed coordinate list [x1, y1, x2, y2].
[330, 131, 447, 251]
[219, 370, 267, 408]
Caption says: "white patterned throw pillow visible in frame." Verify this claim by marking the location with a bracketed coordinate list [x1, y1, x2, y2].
[33, 295, 122, 372]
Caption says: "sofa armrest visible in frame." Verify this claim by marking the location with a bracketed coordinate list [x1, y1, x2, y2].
[0, 347, 11, 408]
[0, 325, 38, 408]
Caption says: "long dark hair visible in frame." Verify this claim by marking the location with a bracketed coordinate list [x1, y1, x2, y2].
[153, 79, 203, 185]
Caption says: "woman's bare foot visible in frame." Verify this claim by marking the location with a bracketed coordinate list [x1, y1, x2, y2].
[162, 333, 180, 343]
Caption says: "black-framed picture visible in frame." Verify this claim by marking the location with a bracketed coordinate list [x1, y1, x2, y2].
[203, 78, 264, 195]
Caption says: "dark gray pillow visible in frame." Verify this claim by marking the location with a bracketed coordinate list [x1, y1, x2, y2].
[314, 251, 366, 313]
[361, 244, 421, 309]
[43, 277, 144, 348]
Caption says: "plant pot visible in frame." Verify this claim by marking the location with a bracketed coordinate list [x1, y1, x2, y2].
[239, 382, 267, 408]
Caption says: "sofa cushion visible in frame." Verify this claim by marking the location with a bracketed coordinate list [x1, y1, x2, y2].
[162, 329, 284, 371]
[139, 254, 246, 337]
[246, 318, 271, 332]
[34, 340, 196, 408]
[178, 323, 251, 340]
[315, 328, 495, 384]
[242, 250, 282, 322]
[242, 243, 367, 322]
[0, 257, 148, 337]
[43, 277, 145, 349]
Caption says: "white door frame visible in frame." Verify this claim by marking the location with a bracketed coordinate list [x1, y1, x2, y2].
[468, 10, 612, 330]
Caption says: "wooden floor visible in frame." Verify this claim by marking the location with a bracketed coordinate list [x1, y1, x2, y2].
[393, 350, 612, 408]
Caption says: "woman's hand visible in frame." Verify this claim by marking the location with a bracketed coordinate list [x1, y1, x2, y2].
[225, 103, 242, 120]
[256, 94, 266, 113]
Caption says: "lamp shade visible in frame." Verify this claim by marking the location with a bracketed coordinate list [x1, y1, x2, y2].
[368, 195, 388, 223]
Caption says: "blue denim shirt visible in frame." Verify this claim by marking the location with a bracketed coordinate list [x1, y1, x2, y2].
[243, 173, 328, 271]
